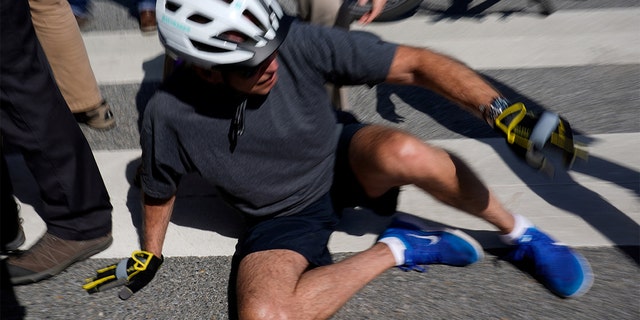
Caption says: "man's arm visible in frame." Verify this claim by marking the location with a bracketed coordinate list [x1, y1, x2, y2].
[385, 45, 586, 174]
[385, 45, 500, 122]
[82, 193, 174, 298]
[142, 194, 176, 257]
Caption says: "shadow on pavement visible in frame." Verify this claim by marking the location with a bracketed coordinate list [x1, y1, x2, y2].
[423, 0, 555, 21]
[372, 76, 640, 265]
[124, 159, 245, 245]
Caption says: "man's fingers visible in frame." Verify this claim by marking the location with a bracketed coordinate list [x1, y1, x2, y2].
[358, 13, 373, 24]
[356, 0, 386, 24]
[118, 287, 135, 300]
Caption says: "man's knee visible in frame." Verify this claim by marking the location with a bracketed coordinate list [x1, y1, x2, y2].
[386, 132, 425, 160]
[351, 127, 456, 195]
[238, 297, 290, 320]
[354, 127, 430, 171]
[235, 250, 308, 319]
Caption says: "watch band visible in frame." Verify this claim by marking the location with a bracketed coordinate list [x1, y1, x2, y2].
[480, 97, 510, 125]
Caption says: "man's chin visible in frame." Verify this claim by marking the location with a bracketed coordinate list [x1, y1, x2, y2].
[253, 74, 278, 95]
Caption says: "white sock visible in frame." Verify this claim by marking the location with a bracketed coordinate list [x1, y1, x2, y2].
[378, 237, 406, 266]
[500, 214, 534, 245]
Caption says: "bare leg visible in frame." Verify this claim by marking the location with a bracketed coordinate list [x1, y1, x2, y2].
[235, 125, 520, 318]
[349, 125, 515, 234]
[236, 245, 395, 320]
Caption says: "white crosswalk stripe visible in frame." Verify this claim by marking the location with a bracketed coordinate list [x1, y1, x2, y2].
[83, 8, 640, 85]
[353, 8, 640, 69]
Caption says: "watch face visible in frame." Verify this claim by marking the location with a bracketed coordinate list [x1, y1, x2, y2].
[481, 97, 510, 124]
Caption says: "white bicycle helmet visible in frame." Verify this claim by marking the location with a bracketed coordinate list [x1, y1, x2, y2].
[156, 0, 292, 69]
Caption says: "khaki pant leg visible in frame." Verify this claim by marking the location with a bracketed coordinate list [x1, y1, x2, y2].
[29, 0, 102, 113]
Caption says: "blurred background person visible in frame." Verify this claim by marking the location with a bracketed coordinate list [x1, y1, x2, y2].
[1, 0, 113, 285]
[67, 0, 157, 32]
[30, 0, 116, 130]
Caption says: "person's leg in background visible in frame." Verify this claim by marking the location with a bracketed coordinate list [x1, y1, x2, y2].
[138, 0, 157, 33]
[29, 0, 116, 130]
[0, 0, 113, 285]
[66, 0, 90, 27]
[0, 143, 25, 254]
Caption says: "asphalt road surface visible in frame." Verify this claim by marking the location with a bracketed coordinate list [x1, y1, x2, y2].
[1, 0, 638, 319]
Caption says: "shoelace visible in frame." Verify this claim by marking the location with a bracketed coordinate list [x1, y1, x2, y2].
[399, 264, 428, 273]
[508, 233, 562, 280]
[508, 243, 531, 262]
[402, 250, 441, 273]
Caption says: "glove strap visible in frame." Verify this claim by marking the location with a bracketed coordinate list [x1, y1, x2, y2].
[113, 250, 157, 280]
[494, 102, 528, 145]
[131, 250, 157, 271]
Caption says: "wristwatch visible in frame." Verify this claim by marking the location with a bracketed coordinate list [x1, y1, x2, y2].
[480, 97, 510, 125]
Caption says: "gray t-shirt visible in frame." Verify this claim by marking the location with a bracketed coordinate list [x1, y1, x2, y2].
[141, 20, 397, 217]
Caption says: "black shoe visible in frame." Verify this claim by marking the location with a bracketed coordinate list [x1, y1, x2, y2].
[74, 101, 116, 130]
[1, 224, 25, 254]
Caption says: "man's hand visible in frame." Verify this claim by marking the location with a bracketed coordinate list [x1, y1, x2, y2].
[493, 102, 588, 176]
[356, 0, 387, 24]
[83, 250, 163, 300]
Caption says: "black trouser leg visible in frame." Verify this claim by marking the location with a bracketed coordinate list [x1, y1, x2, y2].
[0, 142, 20, 245]
[0, 0, 112, 240]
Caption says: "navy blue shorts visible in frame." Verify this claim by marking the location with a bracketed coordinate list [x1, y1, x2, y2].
[236, 116, 399, 267]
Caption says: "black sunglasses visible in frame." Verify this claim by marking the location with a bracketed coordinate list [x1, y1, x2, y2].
[219, 53, 277, 79]
[235, 64, 266, 78]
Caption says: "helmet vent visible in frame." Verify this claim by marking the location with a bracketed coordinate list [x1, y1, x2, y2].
[242, 10, 267, 32]
[165, 1, 180, 12]
[187, 14, 213, 24]
[217, 31, 256, 47]
[190, 40, 229, 53]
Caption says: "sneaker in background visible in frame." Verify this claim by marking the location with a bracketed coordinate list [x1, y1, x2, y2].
[6, 232, 112, 285]
[503, 227, 593, 298]
[139, 10, 157, 33]
[74, 100, 116, 130]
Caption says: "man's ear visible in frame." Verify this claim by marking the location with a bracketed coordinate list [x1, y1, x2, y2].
[195, 66, 224, 84]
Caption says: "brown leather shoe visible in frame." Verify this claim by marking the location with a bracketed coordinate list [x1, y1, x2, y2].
[7, 232, 112, 285]
[139, 10, 157, 33]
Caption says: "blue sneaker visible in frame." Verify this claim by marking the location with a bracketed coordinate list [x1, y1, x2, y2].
[504, 227, 593, 298]
[378, 217, 484, 272]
